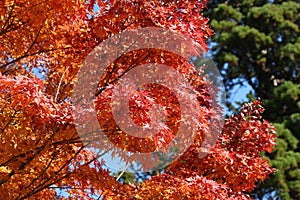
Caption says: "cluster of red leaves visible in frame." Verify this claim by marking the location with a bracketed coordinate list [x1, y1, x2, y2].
[93, 49, 209, 156]
[98, 100, 276, 199]
[0, 75, 119, 199]
[0, 72, 276, 199]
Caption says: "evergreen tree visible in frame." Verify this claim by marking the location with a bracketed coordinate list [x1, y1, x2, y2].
[206, 0, 300, 199]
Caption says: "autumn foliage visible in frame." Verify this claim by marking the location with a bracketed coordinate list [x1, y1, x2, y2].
[0, 0, 276, 199]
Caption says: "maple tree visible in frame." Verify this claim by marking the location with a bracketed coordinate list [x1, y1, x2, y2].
[0, 0, 276, 199]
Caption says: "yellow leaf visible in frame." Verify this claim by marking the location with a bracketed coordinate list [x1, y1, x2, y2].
[0, 166, 11, 173]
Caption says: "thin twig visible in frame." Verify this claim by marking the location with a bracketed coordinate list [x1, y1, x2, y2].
[54, 66, 69, 102]
[116, 164, 129, 181]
